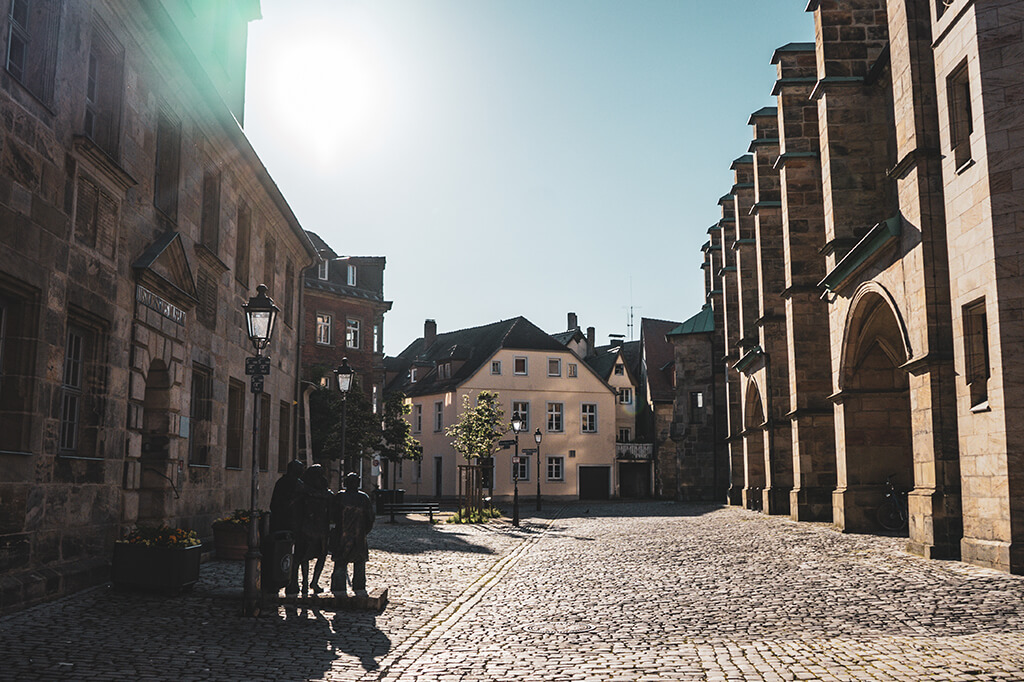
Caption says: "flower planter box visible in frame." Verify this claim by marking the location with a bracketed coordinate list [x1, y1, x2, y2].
[111, 543, 201, 593]
[213, 524, 250, 561]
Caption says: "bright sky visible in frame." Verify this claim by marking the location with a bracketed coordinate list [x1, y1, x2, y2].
[243, 1, 814, 354]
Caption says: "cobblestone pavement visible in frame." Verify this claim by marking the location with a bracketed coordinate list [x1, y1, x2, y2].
[3, 502, 1024, 681]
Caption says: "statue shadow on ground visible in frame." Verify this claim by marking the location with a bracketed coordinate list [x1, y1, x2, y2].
[329, 609, 391, 671]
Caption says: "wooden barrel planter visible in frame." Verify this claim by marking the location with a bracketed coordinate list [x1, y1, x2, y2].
[212, 524, 249, 560]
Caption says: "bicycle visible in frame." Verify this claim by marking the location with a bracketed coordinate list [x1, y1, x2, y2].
[876, 475, 909, 532]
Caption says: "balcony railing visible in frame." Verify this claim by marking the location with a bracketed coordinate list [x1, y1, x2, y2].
[615, 442, 653, 460]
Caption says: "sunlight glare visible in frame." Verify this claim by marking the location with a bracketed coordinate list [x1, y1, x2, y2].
[262, 30, 391, 167]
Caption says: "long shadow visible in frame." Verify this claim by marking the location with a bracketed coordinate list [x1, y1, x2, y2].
[369, 523, 501, 556]
[544, 499, 727, 521]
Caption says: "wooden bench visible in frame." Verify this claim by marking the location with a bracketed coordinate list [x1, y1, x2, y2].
[382, 502, 440, 522]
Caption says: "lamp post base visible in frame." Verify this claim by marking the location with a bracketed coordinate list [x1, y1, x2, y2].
[242, 547, 262, 616]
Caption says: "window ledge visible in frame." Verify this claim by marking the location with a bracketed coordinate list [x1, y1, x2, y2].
[970, 400, 990, 413]
[955, 157, 976, 175]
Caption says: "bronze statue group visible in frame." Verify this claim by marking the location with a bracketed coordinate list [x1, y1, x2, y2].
[269, 461, 375, 597]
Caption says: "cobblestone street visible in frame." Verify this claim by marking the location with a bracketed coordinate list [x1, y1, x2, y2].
[3, 502, 1024, 681]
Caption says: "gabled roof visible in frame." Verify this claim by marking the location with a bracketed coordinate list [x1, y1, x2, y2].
[640, 318, 681, 403]
[585, 340, 641, 382]
[551, 328, 584, 346]
[386, 317, 568, 397]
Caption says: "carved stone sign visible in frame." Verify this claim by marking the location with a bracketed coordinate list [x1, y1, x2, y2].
[136, 285, 185, 325]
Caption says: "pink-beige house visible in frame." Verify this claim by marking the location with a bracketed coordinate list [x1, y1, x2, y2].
[385, 317, 618, 502]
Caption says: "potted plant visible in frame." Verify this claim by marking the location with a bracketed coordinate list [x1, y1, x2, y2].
[111, 524, 202, 593]
[211, 509, 262, 561]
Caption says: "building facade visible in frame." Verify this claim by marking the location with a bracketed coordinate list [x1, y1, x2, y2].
[672, 0, 1024, 574]
[386, 317, 618, 502]
[0, 0, 317, 614]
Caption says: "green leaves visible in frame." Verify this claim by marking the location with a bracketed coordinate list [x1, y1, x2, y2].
[446, 390, 506, 461]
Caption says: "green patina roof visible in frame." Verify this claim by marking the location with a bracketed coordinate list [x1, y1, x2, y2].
[667, 304, 715, 337]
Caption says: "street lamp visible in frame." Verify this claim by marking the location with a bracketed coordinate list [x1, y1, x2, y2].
[534, 428, 543, 511]
[334, 357, 355, 488]
[241, 284, 279, 618]
[511, 412, 523, 527]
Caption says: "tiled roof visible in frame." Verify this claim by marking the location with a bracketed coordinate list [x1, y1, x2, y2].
[641, 318, 681, 403]
[386, 317, 568, 397]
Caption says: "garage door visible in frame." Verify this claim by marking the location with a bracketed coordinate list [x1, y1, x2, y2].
[578, 466, 610, 500]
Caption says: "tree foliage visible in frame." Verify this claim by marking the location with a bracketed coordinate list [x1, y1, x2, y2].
[379, 391, 422, 464]
[308, 382, 379, 462]
[445, 390, 506, 461]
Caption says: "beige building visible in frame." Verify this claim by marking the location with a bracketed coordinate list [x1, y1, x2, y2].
[672, 0, 1024, 575]
[386, 318, 618, 501]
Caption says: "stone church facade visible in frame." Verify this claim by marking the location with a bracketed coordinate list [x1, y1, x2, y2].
[0, 0, 317, 614]
[669, 0, 1024, 574]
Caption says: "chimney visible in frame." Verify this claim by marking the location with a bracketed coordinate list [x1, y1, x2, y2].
[424, 319, 437, 348]
[567, 312, 578, 330]
[586, 326, 595, 356]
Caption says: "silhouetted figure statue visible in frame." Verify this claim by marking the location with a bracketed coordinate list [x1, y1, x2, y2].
[331, 472, 375, 596]
[270, 459, 306, 595]
[296, 463, 332, 595]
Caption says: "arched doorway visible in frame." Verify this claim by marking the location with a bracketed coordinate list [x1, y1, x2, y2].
[743, 381, 766, 511]
[836, 291, 913, 534]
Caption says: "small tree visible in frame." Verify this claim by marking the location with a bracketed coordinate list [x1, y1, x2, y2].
[308, 379, 380, 488]
[379, 391, 422, 491]
[446, 390, 505, 519]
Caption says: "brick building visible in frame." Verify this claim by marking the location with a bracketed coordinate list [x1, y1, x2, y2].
[0, 0, 317, 614]
[300, 231, 391, 405]
[671, 0, 1024, 574]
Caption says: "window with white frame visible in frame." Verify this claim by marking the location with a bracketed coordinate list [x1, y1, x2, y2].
[513, 456, 529, 481]
[315, 314, 331, 345]
[618, 387, 633, 404]
[412, 404, 422, 433]
[581, 403, 597, 433]
[618, 427, 632, 443]
[347, 264, 357, 286]
[372, 384, 379, 414]
[491, 360, 501, 375]
[438, 362, 451, 379]
[614, 363, 625, 376]
[410, 367, 418, 382]
[512, 401, 530, 430]
[514, 356, 528, 375]
[547, 456, 564, 481]
[373, 323, 380, 353]
[546, 402, 563, 432]
[434, 401, 443, 432]
[547, 358, 561, 376]
[317, 259, 329, 280]
[346, 319, 360, 349]
[567, 363, 578, 378]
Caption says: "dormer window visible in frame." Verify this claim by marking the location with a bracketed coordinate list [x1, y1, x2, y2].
[410, 367, 418, 382]
[438, 362, 451, 379]
[347, 264, 357, 286]
[317, 259, 329, 280]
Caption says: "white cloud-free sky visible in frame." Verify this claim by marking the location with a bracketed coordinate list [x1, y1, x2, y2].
[243, 1, 814, 353]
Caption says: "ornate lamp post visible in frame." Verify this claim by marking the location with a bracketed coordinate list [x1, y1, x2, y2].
[534, 428, 543, 511]
[334, 357, 355, 488]
[511, 412, 523, 527]
[241, 284, 278, 618]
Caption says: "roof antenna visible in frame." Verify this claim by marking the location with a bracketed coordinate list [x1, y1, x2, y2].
[625, 276, 641, 342]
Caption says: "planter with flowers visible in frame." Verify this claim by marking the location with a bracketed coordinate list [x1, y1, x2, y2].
[211, 509, 263, 561]
[111, 524, 202, 593]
